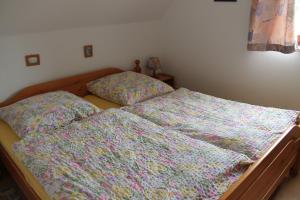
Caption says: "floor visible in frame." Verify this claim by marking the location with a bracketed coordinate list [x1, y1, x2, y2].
[0, 165, 23, 200]
[274, 174, 300, 200]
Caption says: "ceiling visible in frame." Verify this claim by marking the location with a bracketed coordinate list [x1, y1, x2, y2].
[0, 0, 173, 36]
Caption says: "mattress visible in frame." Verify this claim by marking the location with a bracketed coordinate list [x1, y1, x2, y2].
[0, 120, 51, 200]
[83, 95, 120, 109]
[0, 95, 120, 200]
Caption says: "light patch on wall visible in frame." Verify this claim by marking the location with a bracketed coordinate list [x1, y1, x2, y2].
[246, 51, 300, 68]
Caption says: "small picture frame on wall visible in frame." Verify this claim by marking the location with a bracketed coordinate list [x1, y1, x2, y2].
[214, 0, 237, 1]
[25, 54, 40, 67]
[84, 45, 93, 58]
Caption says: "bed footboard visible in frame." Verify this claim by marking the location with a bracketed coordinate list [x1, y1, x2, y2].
[220, 126, 300, 200]
[1, 126, 299, 200]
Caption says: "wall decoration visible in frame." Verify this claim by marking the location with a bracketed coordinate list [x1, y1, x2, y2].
[25, 54, 40, 67]
[84, 45, 93, 58]
[214, 0, 237, 2]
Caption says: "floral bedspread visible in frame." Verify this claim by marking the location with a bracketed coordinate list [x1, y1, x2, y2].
[123, 88, 299, 159]
[14, 109, 251, 200]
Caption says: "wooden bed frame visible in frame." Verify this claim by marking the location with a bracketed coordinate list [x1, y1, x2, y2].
[0, 60, 299, 200]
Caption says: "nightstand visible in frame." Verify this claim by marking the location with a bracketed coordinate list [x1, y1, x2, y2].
[153, 73, 175, 88]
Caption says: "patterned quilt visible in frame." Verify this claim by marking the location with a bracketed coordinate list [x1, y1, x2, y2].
[123, 88, 299, 159]
[14, 109, 251, 200]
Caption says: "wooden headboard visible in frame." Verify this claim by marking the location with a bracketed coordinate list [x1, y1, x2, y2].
[0, 60, 142, 107]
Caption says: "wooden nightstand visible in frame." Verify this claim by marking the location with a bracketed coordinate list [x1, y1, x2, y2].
[153, 73, 175, 88]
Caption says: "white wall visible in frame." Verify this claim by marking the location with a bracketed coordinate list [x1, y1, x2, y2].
[161, 0, 300, 110]
[0, 0, 173, 35]
[2, 0, 300, 110]
[0, 21, 162, 101]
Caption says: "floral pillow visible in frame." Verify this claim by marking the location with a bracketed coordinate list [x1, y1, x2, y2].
[87, 71, 175, 106]
[0, 91, 101, 138]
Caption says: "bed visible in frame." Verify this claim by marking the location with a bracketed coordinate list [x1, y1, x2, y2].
[122, 87, 300, 199]
[123, 88, 299, 160]
[0, 96, 121, 200]
[0, 61, 299, 200]
[0, 66, 127, 200]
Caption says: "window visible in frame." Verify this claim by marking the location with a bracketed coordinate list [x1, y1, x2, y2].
[295, 0, 300, 49]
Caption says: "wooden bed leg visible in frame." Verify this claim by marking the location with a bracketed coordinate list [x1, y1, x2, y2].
[290, 141, 300, 178]
[290, 168, 298, 178]
[290, 153, 299, 177]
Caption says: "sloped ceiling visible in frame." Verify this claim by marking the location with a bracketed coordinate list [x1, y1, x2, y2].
[0, 0, 173, 36]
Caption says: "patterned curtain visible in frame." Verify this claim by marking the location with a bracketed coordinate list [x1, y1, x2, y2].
[248, 0, 296, 54]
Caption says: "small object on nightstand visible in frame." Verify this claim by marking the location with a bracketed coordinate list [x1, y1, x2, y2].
[147, 57, 161, 77]
[153, 73, 175, 88]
